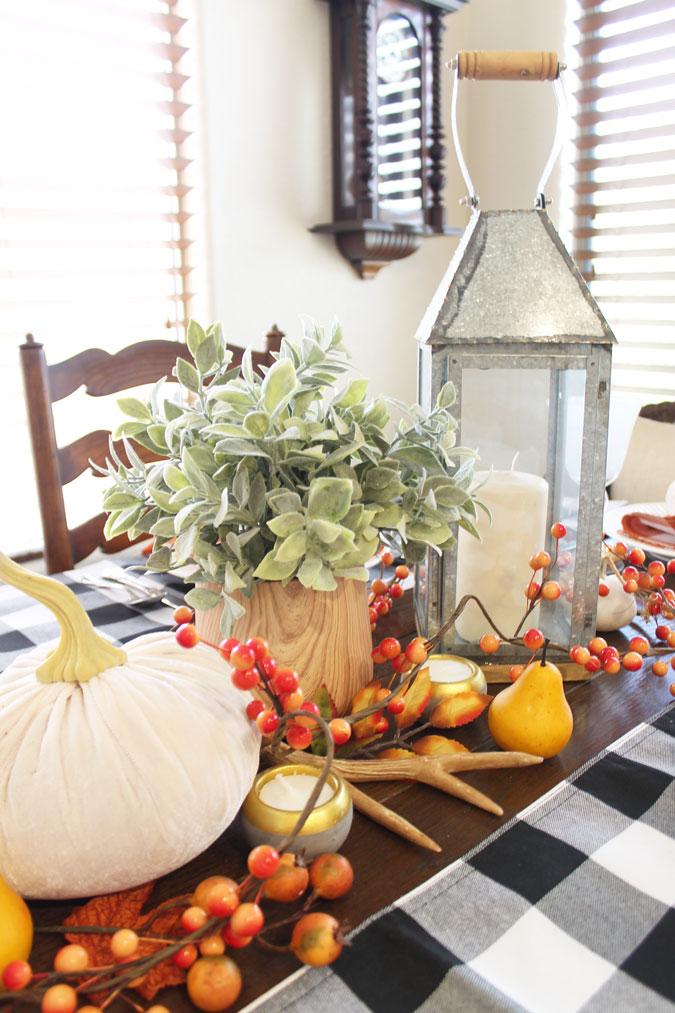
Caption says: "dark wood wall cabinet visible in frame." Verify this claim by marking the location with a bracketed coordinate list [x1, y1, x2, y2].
[313, 0, 469, 278]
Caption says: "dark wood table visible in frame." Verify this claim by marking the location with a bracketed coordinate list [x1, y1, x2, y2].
[25, 591, 674, 1012]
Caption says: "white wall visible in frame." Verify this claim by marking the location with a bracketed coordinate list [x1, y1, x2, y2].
[198, 0, 569, 404]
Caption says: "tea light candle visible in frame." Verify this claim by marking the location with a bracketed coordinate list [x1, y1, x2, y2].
[240, 764, 353, 860]
[426, 654, 487, 709]
[455, 470, 549, 642]
[259, 772, 334, 811]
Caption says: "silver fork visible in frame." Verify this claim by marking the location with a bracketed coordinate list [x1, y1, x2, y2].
[77, 572, 184, 607]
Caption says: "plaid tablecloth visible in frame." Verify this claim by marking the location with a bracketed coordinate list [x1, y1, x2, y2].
[245, 707, 675, 1013]
[0, 561, 177, 671]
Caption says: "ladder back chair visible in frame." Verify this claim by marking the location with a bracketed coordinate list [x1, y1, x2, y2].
[20, 325, 284, 574]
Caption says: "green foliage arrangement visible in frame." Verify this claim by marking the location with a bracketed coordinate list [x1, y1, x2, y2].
[101, 320, 479, 632]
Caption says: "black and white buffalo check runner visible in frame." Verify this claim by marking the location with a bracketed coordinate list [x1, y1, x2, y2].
[245, 706, 675, 1013]
[0, 565, 175, 671]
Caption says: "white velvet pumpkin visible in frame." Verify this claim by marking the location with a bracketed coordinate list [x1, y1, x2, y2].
[0, 556, 261, 901]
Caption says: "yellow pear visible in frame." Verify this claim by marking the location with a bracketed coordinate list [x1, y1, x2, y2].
[488, 649, 573, 759]
[0, 872, 33, 984]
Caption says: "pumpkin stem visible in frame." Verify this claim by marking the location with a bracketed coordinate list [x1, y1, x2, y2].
[0, 552, 127, 683]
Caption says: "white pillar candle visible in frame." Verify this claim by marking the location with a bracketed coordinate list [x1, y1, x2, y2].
[259, 772, 334, 811]
[455, 470, 549, 642]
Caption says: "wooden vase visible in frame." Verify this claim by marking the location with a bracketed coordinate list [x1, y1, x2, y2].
[194, 579, 374, 714]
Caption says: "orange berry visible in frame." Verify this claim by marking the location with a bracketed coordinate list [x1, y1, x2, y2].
[670, 683, 675, 697]
[53, 944, 89, 973]
[588, 637, 608, 657]
[308, 853, 354, 900]
[509, 665, 523, 682]
[541, 581, 561, 600]
[479, 633, 500, 654]
[628, 636, 649, 656]
[110, 929, 138, 958]
[370, 578, 387, 595]
[186, 956, 242, 1012]
[199, 935, 226, 957]
[652, 661, 669, 677]
[41, 985, 77, 1013]
[622, 651, 643, 672]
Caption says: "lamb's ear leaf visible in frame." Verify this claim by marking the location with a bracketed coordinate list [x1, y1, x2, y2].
[261, 357, 298, 415]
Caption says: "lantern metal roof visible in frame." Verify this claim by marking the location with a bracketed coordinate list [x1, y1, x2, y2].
[417, 208, 616, 347]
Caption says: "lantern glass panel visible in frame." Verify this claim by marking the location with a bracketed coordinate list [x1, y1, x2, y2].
[444, 359, 588, 658]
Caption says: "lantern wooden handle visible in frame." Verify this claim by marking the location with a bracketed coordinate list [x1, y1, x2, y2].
[455, 50, 560, 82]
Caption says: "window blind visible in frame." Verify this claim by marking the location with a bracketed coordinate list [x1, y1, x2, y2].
[569, 0, 675, 400]
[0, 0, 206, 558]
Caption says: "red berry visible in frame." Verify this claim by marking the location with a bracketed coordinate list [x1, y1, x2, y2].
[479, 633, 500, 654]
[218, 637, 239, 661]
[390, 582, 404, 599]
[404, 638, 427, 665]
[176, 623, 200, 648]
[245, 636, 269, 660]
[230, 902, 264, 938]
[256, 710, 280, 736]
[172, 944, 198, 969]
[246, 699, 265, 720]
[205, 880, 240, 917]
[599, 646, 619, 665]
[648, 560, 666, 577]
[585, 656, 602, 673]
[379, 637, 401, 660]
[570, 645, 590, 665]
[509, 665, 524, 682]
[628, 547, 646, 565]
[387, 696, 406, 714]
[621, 566, 639, 580]
[273, 667, 300, 694]
[380, 551, 394, 566]
[374, 716, 389, 733]
[294, 701, 320, 728]
[230, 644, 256, 670]
[525, 581, 541, 600]
[598, 582, 610, 597]
[652, 574, 666, 589]
[2, 961, 32, 991]
[231, 667, 260, 690]
[376, 600, 390, 616]
[603, 657, 621, 674]
[649, 600, 662, 615]
[667, 560, 675, 574]
[259, 655, 278, 679]
[628, 636, 649, 655]
[523, 628, 545, 650]
[221, 923, 252, 949]
[285, 722, 313, 750]
[247, 845, 280, 879]
[369, 607, 379, 624]
[622, 651, 643, 672]
[551, 522, 567, 539]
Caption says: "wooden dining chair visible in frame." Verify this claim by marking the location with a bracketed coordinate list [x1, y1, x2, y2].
[20, 325, 284, 574]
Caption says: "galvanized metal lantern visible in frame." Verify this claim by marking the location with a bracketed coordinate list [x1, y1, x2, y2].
[414, 51, 616, 668]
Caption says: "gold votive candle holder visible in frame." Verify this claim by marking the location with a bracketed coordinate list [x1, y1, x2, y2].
[426, 654, 487, 710]
[240, 764, 353, 859]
